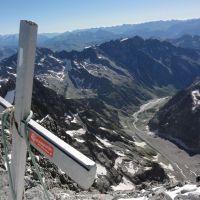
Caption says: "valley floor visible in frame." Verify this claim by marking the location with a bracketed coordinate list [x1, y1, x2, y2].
[120, 97, 200, 184]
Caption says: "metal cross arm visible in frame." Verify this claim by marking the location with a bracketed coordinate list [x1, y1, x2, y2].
[27, 119, 96, 189]
[0, 96, 96, 190]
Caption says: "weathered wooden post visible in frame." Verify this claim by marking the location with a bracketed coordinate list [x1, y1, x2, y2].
[10, 20, 38, 200]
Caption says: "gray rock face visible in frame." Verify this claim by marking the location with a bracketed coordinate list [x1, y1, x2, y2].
[0, 79, 169, 199]
[149, 192, 172, 200]
[167, 35, 200, 50]
[0, 170, 9, 200]
[24, 186, 54, 200]
[2, 36, 200, 110]
[174, 194, 200, 200]
[149, 79, 200, 152]
[31, 80, 169, 193]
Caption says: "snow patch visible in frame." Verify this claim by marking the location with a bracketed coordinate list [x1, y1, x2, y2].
[112, 177, 135, 191]
[65, 114, 72, 120]
[120, 38, 129, 42]
[114, 157, 123, 169]
[166, 184, 200, 199]
[168, 174, 177, 182]
[66, 128, 86, 137]
[7, 71, 17, 77]
[96, 136, 112, 147]
[115, 151, 126, 157]
[96, 163, 107, 178]
[4, 154, 11, 171]
[47, 67, 65, 81]
[191, 90, 200, 110]
[84, 46, 92, 49]
[152, 155, 159, 162]
[75, 138, 85, 143]
[27, 166, 32, 174]
[125, 161, 137, 174]
[145, 125, 155, 135]
[97, 55, 103, 59]
[40, 57, 46, 62]
[71, 116, 78, 123]
[134, 141, 146, 148]
[95, 142, 103, 149]
[0, 78, 9, 83]
[49, 54, 63, 64]
[58, 193, 70, 199]
[35, 155, 40, 162]
[159, 162, 174, 171]
[58, 168, 65, 175]
[99, 127, 107, 131]
[119, 184, 200, 200]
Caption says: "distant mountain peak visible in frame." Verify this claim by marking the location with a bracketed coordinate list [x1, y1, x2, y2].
[1, 18, 200, 52]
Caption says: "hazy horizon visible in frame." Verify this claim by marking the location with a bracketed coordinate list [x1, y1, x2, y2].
[1, 0, 200, 34]
[0, 17, 200, 35]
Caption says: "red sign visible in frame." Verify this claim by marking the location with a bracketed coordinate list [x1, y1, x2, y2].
[29, 130, 54, 158]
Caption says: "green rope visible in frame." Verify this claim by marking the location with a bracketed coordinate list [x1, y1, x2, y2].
[23, 111, 51, 200]
[1, 107, 16, 200]
[1, 108, 52, 200]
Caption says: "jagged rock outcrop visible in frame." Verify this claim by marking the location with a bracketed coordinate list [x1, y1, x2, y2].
[31, 79, 169, 193]
[1, 36, 200, 112]
[149, 79, 200, 152]
[0, 78, 169, 198]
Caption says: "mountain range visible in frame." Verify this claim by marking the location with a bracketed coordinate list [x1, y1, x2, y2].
[1, 36, 200, 110]
[1, 18, 200, 52]
[1, 34, 200, 198]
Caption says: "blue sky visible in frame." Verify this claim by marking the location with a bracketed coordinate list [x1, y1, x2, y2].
[1, 0, 200, 34]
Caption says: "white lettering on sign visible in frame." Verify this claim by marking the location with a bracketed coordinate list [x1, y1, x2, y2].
[29, 130, 54, 158]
